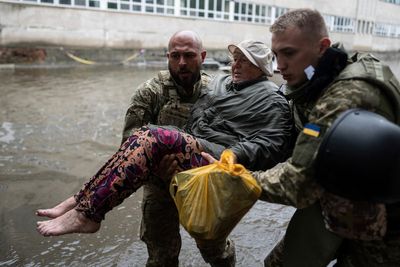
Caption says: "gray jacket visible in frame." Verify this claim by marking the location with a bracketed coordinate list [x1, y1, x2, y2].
[186, 74, 293, 171]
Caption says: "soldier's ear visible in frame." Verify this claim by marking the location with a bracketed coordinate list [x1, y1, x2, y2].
[201, 50, 207, 63]
[318, 38, 331, 56]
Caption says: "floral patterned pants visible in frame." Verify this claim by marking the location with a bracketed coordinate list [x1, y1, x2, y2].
[74, 126, 208, 222]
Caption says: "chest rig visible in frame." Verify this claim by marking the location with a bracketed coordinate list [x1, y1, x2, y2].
[157, 71, 207, 128]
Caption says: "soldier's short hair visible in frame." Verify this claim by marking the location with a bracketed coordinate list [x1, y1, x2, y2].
[270, 8, 329, 41]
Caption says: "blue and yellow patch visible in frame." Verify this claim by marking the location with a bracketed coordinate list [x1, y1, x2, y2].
[303, 123, 320, 137]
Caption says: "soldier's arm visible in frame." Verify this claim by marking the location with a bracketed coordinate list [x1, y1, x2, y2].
[252, 80, 390, 208]
[121, 78, 162, 144]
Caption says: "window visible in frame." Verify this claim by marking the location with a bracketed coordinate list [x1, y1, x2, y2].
[324, 14, 354, 33]
[75, 0, 86, 6]
[380, 0, 400, 5]
[89, 0, 99, 7]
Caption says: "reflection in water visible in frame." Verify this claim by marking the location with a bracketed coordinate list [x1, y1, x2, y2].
[8, 59, 400, 266]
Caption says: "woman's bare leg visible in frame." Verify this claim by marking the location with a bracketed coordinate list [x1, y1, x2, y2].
[35, 127, 207, 237]
[37, 209, 100, 236]
[36, 196, 77, 218]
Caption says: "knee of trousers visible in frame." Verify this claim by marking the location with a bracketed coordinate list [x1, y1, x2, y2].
[140, 185, 180, 243]
[196, 238, 236, 266]
[264, 238, 284, 267]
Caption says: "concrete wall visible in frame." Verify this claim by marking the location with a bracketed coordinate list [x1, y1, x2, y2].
[1, 1, 400, 52]
[0, 1, 271, 50]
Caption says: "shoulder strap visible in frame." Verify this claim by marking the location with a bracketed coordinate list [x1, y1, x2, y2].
[335, 53, 400, 124]
[158, 70, 178, 100]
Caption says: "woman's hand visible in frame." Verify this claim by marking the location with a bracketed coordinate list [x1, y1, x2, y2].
[201, 151, 237, 164]
[201, 152, 218, 163]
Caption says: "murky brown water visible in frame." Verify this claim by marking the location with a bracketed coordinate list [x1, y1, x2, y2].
[1, 58, 399, 266]
[0, 66, 294, 266]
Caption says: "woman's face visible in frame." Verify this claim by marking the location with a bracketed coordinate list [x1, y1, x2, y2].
[231, 49, 264, 83]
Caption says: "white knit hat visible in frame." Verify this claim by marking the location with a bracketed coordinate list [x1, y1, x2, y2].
[228, 40, 274, 77]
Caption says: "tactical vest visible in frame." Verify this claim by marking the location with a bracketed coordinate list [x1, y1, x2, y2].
[156, 70, 210, 128]
[282, 52, 400, 267]
[334, 52, 400, 124]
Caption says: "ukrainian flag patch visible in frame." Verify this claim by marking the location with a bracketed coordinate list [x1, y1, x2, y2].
[303, 123, 320, 137]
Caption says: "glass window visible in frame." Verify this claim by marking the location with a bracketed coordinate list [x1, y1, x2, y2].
[121, 3, 130, 9]
[75, 0, 86, 6]
[89, 0, 99, 7]
[216, 0, 222, 11]
[209, 0, 214, 10]
[108, 2, 117, 9]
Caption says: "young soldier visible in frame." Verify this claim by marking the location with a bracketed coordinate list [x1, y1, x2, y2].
[251, 8, 400, 267]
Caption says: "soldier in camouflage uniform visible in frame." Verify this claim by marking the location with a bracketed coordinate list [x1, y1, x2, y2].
[248, 8, 400, 267]
[120, 30, 216, 267]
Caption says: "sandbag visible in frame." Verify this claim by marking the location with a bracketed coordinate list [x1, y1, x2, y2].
[170, 150, 261, 240]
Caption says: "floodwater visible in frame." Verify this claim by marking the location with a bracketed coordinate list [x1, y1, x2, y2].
[0, 66, 294, 267]
[1, 57, 399, 266]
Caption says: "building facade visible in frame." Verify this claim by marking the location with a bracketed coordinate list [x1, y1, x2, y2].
[1, 0, 400, 51]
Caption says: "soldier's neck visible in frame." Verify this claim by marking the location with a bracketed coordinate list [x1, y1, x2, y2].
[182, 86, 194, 96]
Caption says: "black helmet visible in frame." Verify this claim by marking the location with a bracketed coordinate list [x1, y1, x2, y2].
[316, 109, 400, 203]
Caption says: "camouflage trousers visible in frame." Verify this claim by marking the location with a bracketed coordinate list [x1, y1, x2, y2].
[334, 238, 400, 267]
[263, 238, 284, 267]
[263, 205, 400, 267]
[140, 183, 181, 267]
[140, 181, 236, 267]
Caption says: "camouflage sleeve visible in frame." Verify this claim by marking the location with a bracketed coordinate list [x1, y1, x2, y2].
[121, 77, 163, 144]
[252, 79, 393, 208]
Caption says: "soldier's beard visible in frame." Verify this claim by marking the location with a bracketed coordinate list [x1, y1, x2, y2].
[169, 66, 200, 92]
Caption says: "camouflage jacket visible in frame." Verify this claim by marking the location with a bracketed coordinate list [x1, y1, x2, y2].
[121, 70, 211, 143]
[252, 46, 400, 241]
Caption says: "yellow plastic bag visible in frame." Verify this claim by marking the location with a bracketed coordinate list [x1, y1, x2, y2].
[169, 149, 261, 240]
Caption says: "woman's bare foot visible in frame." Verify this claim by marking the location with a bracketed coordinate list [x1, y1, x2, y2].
[36, 209, 100, 236]
[36, 196, 78, 218]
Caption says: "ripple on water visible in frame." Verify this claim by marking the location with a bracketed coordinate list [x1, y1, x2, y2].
[0, 246, 19, 266]
[0, 122, 15, 143]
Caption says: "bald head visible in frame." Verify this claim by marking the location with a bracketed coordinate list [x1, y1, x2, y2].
[168, 30, 203, 52]
[167, 30, 206, 92]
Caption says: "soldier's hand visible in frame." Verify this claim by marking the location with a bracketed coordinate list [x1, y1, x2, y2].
[155, 154, 182, 183]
